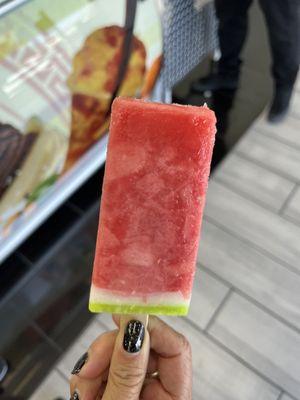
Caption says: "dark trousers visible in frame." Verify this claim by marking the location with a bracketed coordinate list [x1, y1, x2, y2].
[215, 0, 300, 89]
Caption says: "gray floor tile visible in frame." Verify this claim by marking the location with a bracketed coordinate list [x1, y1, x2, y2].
[283, 186, 300, 224]
[214, 153, 294, 211]
[97, 312, 116, 330]
[236, 131, 300, 182]
[209, 293, 300, 399]
[188, 269, 230, 330]
[198, 221, 300, 330]
[57, 319, 107, 378]
[254, 115, 300, 149]
[163, 316, 280, 400]
[281, 394, 296, 400]
[205, 181, 300, 272]
[291, 92, 300, 119]
[30, 370, 69, 400]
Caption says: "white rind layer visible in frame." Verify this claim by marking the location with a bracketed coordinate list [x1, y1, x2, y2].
[89, 284, 190, 306]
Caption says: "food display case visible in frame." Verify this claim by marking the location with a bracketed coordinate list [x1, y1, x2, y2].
[0, 0, 163, 262]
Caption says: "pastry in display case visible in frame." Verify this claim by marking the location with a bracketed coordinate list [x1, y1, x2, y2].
[65, 25, 147, 171]
[0, 117, 67, 230]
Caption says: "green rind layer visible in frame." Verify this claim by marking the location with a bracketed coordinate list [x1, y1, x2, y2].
[89, 302, 188, 316]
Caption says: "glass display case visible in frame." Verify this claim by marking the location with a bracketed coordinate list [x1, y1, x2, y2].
[0, 0, 163, 262]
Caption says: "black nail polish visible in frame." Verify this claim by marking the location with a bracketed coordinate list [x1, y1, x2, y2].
[70, 390, 79, 400]
[123, 320, 145, 353]
[71, 352, 88, 375]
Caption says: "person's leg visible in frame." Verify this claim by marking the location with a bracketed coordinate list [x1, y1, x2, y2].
[259, 0, 300, 122]
[192, 0, 253, 92]
[260, 0, 299, 89]
[216, 0, 253, 81]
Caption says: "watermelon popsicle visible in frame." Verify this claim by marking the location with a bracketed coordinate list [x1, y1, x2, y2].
[89, 97, 216, 315]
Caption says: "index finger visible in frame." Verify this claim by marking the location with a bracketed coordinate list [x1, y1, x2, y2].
[148, 316, 190, 356]
[148, 316, 192, 400]
[113, 315, 192, 399]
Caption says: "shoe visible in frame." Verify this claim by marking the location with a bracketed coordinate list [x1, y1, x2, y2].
[267, 86, 293, 123]
[191, 74, 238, 93]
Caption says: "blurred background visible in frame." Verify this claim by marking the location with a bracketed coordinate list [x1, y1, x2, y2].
[0, 0, 299, 399]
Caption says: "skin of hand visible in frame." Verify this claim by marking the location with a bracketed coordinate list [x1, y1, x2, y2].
[70, 315, 192, 400]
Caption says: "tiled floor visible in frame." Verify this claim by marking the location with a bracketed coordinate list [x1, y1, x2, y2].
[29, 89, 300, 399]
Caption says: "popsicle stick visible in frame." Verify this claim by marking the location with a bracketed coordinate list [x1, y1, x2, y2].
[119, 314, 149, 329]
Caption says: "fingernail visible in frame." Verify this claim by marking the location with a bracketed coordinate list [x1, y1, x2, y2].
[123, 320, 145, 353]
[70, 389, 79, 400]
[71, 352, 88, 375]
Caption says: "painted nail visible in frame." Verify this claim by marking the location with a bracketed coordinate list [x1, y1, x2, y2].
[71, 352, 88, 375]
[123, 320, 145, 353]
[70, 390, 79, 400]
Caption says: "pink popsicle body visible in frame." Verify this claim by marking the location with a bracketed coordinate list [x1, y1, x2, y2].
[89, 97, 216, 315]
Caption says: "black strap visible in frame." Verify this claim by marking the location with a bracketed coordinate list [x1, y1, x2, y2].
[106, 0, 137, 116]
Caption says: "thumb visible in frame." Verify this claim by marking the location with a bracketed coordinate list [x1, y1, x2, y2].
[103, 315, 149, 400]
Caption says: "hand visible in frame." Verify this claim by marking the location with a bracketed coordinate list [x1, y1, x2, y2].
[70, 315, 192, 399]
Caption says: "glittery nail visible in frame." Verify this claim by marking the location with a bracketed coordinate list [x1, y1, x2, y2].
[70, 389, 79, 400]
[71, 352, 88, 375]
[123, 320, 145, 353]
